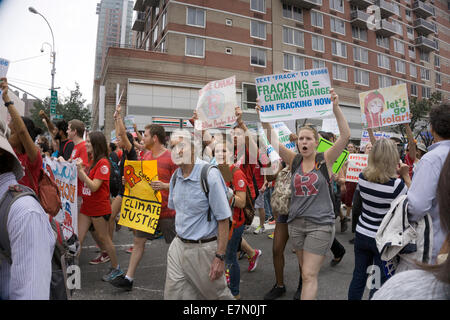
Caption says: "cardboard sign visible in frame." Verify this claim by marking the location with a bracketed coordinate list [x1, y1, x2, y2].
[43, 158, 78, 240]
[0, 58, 9, 77]
[118, 160, 162, 234]
[272, 122, 297, 152]
[360, 130, 392, 149]
[124, 115, 135, 133]
[195, 76, 238, 130]
[346, 154, 369, 182]
[360, 83, 410, 129]
[110, 130, 117, 143]
[316, 138, 348, 174]
[321, 118, 340, 135]
[256, 68, 332, 122]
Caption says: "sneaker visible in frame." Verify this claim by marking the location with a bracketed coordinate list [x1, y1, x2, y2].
[89, 252, 110, 265]
[102, 266, 124, 282]
[268, 219, 276, 225]
[111, 275, 133, 291]
[233, 294, 241, 300]
[267, 232, 274, 239]
[264, 284, 286, 300]
[253, 225, 265, 235]
[125, 246, 133, 254]
[248, 249, 262, 272]
[225, 268, 230, 287]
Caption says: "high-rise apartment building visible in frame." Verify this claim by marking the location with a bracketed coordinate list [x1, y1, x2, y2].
[92, 0, 449, 140]
[94, 0, 134, 80]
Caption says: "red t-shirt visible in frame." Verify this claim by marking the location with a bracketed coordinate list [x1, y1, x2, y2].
[16, 147, 43, 195]
[404, 153, 414, 178]
[227, 165, 247, 229]
[143, 149, 178, 219]
[70, 141, 89, 196]
[80, 158, 111, 216]
[253, 162, 265, 191]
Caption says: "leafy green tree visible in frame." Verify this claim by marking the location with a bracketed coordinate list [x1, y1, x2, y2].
[31, 82, 91, 130]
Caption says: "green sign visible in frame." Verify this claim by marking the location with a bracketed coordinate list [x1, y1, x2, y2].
[50, 90, 58, 115]
[316, 137, 348, 174]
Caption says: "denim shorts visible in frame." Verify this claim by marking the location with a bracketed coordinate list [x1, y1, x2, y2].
[288, 217, 335, 256]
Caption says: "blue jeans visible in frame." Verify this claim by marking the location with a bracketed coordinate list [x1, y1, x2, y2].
[348, 232, 388, 300]
[225, 224, 245, 296]
[263, 187, 273, 221]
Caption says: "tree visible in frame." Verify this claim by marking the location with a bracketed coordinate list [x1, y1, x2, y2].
[391, 91, 442, 147]
[31, 82, 91, 131]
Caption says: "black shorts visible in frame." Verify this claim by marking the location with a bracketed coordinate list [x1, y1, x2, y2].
[89, 214, 111, 232]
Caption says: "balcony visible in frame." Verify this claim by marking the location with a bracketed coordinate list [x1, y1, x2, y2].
[374, 19, 397, 37]
[414, 18, 437, 35]
[132, 12, 146, 32]
[281, 0, 322, 9]
[415, 36, 438, 52]
[349, 0, 374, 9]
[133, 0, 144, 11]
[374, 0, 396, 18]
[350, 10, 371, 28]
[144, 0, 160, 7]
[413, 1, 435, 18]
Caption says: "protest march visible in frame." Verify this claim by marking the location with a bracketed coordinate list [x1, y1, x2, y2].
[1, 59, 449, 304]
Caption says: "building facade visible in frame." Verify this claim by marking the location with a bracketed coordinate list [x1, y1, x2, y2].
[92, 0, 449, 140]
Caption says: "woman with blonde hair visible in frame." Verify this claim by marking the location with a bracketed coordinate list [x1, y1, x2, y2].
[348, 138, 411, 300]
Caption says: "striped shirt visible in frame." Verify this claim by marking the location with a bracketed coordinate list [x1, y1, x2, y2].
[356, 173, 407, 239]
[0, 172, 55, 300]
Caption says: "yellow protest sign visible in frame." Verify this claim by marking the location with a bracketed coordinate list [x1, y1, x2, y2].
[118, 160, 162, 234]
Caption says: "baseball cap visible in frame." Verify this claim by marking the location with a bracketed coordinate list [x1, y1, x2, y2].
[0, 120, 24, 181]
[417, 143, 428, 153]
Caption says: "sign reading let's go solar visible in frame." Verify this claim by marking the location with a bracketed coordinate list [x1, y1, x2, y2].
[255, 68, 333, 123]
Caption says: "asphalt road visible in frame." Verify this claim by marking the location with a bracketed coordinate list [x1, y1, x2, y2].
[72, 216, 370, 300]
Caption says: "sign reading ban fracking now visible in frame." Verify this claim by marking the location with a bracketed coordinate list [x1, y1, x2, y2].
[118, 160, 162, 234]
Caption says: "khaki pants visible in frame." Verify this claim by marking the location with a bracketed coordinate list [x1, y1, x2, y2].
[164, 237, 234, 300]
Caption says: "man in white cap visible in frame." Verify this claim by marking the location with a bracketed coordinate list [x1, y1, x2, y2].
[0, 119, 55, 300]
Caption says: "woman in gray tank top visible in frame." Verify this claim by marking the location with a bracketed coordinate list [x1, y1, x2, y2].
[257, 88, 351, 300]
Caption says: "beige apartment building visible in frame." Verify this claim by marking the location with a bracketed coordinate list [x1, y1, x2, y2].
[92, 0, 449, 140]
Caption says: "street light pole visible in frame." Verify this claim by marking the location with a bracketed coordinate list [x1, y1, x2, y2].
[29, 6, 57, 120]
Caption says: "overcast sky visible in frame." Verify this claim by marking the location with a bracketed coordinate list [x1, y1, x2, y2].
[0, 0, 99, 106]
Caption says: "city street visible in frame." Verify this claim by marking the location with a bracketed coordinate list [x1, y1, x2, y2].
[72, 216, 369, 300]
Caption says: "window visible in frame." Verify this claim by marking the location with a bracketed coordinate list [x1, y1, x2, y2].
[378, 75, 392, 88]
[226, 19, 233, 26]
[330, 17, 346, 35]
[376, 35, 390, 49]
[313, 60, 326, 69]
[391, 20, 403, 35]
[436, 73, 441, 84]
[354, 69, 369, 86]
[330, 0, 344, 13]
[405, 9, 412, 21]
[187, 7, 205, 27]
[284, 54, 305, 71]
[352, 26, 367, 42]
[251, 47, 266, 67]
[422, 87, 431, 99]
[396, 79, 406, 85]
[377, 54, 390, 69]
[410, 84, 418, 96]
[153, 25, 158, 44]
[353, 47, 369, 63]
[420, 50, 429, 62]
[311, 34, 324, 52]
[251, 20, 266, 39]
[407, 27, 414, 40]
[282, 4, 303, 23]
[408, 46, 416, 59]
[283, 27, 304, 47]
[421, 68, 430, 80]
[410, 64, 417, 78]
[162, 12, 167, 30]
[226, 47, 232, 54]
[185, 37, 205, 57]
[332, 64, 348, 81]
[242, 83, 257, 109]
[160, 39, 166, 52]
[251, 0, 265, 13]
[435, 55, 440, 67]
[395, 60, 406, 74]
[332, 40, 347, 58]
[393, 39, 405, 55]
[392, 3, 400, 16]
[311, 11, 323, 28]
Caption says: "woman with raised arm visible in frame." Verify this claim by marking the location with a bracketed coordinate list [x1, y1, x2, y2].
[257, 88, 350, 300]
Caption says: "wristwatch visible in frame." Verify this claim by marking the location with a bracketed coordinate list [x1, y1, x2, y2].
[215, 253, 225, 261]
[4, 101, 13, 108]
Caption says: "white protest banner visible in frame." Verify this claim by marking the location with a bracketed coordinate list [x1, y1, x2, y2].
[0, 90, 25, 125]
[195, 76, 237, 130]
[43, 158, 78, 240]
[360, 83, 410, 129]
[258, 126, 281, 163]
[111, 129, 117, 143]
[360, 130, 392, 149]
[256, 68, 332, 122]
[345, 154, 369, 182]
[321, 118, 340, 135]
[124, 115, 135, 132]
[272, 122, 297, 152]
[0, 58, 9, 77]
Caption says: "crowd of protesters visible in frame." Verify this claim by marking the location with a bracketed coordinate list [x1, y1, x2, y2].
[1, 76, 449, 300]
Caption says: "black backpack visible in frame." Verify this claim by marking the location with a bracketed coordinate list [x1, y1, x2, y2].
[109, 156, 121, 197]
[0, 184, 79, 300]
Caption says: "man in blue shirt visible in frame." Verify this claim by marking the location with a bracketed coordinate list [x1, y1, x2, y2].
[408, 103, 450, 262]
[164, 131, 233, 300]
